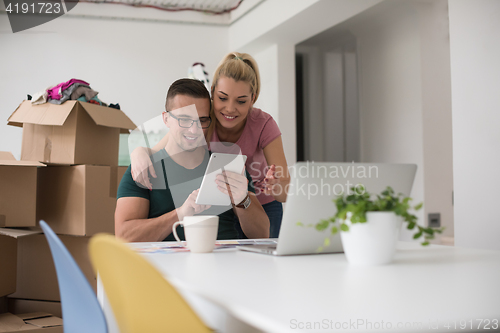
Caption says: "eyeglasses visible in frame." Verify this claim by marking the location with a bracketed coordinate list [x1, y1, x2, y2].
[168, 112, 212, 129]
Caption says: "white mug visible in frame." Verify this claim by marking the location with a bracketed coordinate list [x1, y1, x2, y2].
[172, 215, 219, 253]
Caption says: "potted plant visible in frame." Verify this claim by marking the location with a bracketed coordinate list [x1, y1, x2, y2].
[315, 186, 444, 265]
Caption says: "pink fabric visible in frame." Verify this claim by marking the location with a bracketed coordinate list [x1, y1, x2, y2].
[47, 79, 89, 100]
[210, 108, 281, 205]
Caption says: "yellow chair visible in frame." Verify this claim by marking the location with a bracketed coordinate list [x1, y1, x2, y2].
[88, 234, 212, 333]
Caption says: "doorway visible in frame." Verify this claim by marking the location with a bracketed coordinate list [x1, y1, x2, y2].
[295, 31, 359, 163]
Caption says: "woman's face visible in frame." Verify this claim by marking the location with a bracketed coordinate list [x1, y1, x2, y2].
[213, 76, 254, 131]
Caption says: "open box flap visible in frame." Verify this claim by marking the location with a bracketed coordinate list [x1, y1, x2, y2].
[0, 228, 42, 238]
[8, 101, 136, 135]
[7, 101, 75, 127]
[78, 102, 136, 133]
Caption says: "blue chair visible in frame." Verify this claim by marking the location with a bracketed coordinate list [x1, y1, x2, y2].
[40, 220, 107, 333]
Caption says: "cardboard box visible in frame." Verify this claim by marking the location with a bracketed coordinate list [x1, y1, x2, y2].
[0, 229, 95, 302]
[0, 297, 7, 314]
[8, 100, 136, 166]
[7, 299, 61, 319]
[37, 165, 127, 236]
[0, 312, 63, 332]
[0, 235, 17, 297]
[0, 152, 45, 228]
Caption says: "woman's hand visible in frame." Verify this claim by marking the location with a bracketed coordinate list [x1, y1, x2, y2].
[261, 164, 281, 196]
[215, 170, 248, 205]
[130, 147, 157, 190]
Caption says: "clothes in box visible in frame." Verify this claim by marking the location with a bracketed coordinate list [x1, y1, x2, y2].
[7, 100, 136, 166]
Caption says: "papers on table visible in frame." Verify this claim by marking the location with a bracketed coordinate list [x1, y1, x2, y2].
[129, 239, 278, 254]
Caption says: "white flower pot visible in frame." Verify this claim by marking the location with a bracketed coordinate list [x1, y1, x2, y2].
[340, 211, 402, 265]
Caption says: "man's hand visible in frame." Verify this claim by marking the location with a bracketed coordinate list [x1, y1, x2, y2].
[176, 189, 211, 221]
[130, 146, 156, 190]
[216, 171, 248, 205]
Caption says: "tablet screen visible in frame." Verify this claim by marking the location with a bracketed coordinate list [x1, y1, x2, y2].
[195, 153, 247, 206]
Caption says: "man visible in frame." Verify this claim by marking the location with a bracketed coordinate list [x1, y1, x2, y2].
[115, 78, 269, 242]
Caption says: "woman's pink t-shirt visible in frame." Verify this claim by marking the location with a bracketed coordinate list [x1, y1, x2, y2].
[210, 108, 281, 206]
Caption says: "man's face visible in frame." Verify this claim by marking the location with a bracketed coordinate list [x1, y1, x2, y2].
[163, 94, 211, 152]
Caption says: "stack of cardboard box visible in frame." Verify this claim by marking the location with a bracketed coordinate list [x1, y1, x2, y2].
[0, 100, 136, 332]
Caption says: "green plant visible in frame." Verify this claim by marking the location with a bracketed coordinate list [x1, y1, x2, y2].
[312, 186, 444, 246]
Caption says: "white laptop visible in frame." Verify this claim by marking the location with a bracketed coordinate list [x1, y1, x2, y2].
[238, 162, 417, 256]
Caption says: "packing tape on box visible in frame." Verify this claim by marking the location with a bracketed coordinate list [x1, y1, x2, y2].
[44, 137, 52, 163]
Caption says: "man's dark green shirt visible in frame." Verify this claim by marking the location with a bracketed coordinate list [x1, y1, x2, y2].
[117, 148, 253, 241]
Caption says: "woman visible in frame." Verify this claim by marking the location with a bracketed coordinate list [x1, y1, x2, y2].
[131, 52, 289, 238]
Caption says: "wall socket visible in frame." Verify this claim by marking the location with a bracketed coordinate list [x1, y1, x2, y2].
[428, 213, 441, 228]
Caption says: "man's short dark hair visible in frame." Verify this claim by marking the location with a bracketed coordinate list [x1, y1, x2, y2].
[165, 78, 211, 111]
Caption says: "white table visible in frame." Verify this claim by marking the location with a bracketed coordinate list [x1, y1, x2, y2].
[101, 241, 500, 333]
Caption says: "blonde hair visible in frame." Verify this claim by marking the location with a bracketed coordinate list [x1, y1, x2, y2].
[207, 52, 261, 141]
[211, 52, 261, 102]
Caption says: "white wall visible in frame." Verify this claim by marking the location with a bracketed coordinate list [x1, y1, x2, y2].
[232, 0, 382, 166]
[230, 0, 381, 52]
[228, 0, 321, 51]
[275, 43, 298, 165]
[250, 43, 297, 165]
[253, 44, 279, 122]
[345, 1, 455, 242]
[292, 0, 455, 242]
[347, 1, 426, 240]
[449, 0, 500, 251]
[0, 13, 227, 159]
[416, 0, 454, 238]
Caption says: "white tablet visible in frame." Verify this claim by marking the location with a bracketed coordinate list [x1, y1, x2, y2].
[195, 153, 247, 206]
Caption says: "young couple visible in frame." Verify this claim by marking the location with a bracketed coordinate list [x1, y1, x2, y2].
[117, 52, 289, 242]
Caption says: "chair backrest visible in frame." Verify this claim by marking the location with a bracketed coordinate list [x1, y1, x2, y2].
[40, 220, 107, 333]
[88, 234, 211, 333]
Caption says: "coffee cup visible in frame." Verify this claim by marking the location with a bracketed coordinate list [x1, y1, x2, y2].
[172, 215, 219, 253]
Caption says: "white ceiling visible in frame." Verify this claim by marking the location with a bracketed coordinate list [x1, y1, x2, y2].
[82, 0, 242, 14]
[65, 0, 264, 25]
